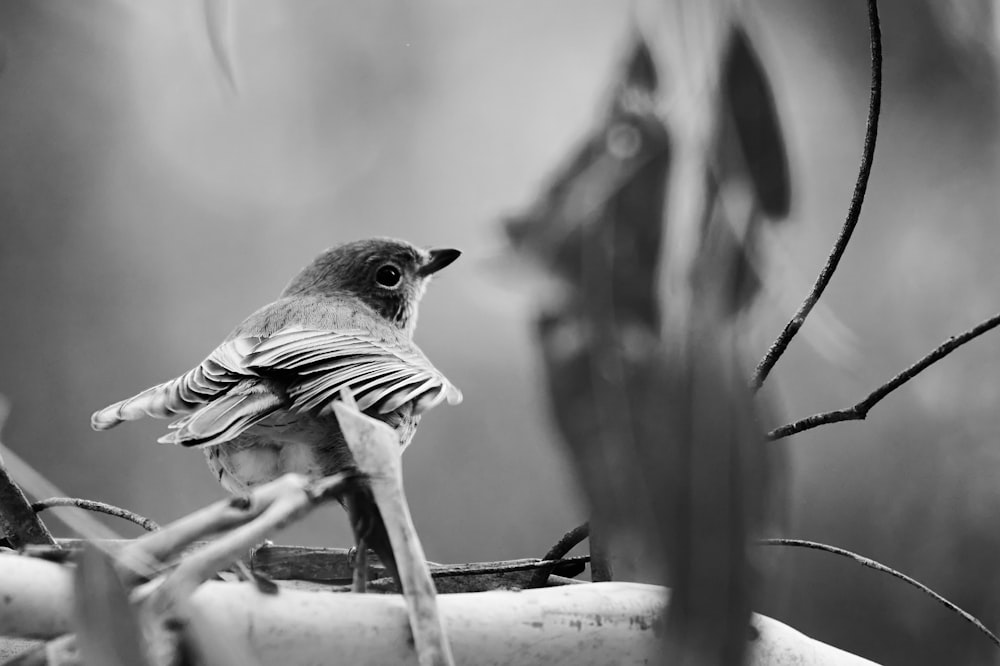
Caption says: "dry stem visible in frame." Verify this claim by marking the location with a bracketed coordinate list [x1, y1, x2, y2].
[751, 0, 882, 391]
[767, 312, 1000, 440]
[334, 393, 455, 666]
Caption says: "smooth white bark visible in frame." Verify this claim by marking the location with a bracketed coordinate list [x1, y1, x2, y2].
[0, 554, 880, 665]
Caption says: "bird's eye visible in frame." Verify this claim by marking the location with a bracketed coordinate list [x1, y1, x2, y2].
[375, 264, 402, 288]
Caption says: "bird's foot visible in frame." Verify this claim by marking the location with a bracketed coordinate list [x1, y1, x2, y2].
[248, 538, 274, 562]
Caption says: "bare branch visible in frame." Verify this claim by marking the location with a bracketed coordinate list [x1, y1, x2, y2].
[359, 558, 592, 594]
[26, 540, 587, 590]
[759, 538, 1000, 649]
[529, 521, 590, 588]
[767, 312, 1000, 440]
[431, 556, 589, 580]
[0, 553, 883, 666]
[130, 472, 355, 595]
[32, 498, 160, 533]
[751, 0, 882, 391]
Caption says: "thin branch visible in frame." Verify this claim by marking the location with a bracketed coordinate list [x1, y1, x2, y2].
[32, 498, 160, 533]
[529, 521, 590, 588]
[767, 312, 1000, 440]
[751, 0, 882, 391]
[128, 472, 356, 593]
[432, 556, 590, 579]
[366, 558, 591, 594]
[26, 540, 588, 590]
[759, 538, 1000, 649]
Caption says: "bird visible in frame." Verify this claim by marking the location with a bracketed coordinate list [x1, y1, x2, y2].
[90, 237, 463, 586]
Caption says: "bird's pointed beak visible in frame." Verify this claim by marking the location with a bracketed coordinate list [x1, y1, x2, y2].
[419, 248, 461, 276]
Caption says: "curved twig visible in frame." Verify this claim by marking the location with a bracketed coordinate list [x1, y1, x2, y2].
[767, 312, 1000, 440]
[751, 0, 882, 391]
[529, 522, 591, 588]
[759, 538, 1000, 649]
[32, 497, 160, 532]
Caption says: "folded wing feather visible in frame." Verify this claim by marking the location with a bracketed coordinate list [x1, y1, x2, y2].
[158, 382, 285, 447]
[244, 327, 463, 416]
[91, 327, 462, 444]
[90, 337, 260, 431]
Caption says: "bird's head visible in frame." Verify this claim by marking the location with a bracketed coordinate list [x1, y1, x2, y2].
[282, 238, 461, 332]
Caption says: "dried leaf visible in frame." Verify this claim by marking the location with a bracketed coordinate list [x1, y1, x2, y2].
[507, 15, 792, 663]
[721, 26, 790, 218]
[0, 397, 56, 548]
[203, 0, 238, 93]
[73, 545, 150, 666]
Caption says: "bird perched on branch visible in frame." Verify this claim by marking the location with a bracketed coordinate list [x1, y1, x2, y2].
[91, 238, 463, 585]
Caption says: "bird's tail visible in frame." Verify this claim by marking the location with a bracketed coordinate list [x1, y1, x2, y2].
[91, 382, 186, 431]
[91, 337, 260, 432]
[342, 485, 400, 587]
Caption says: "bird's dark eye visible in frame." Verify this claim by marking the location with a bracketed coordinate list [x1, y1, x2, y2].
[375, 264, 402, 288]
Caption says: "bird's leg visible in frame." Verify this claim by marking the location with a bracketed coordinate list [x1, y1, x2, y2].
[343, 489, 375, 592]
[351, 537, 368, 593]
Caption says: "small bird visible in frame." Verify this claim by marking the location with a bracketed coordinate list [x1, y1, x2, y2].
[91, 238, 463, 584]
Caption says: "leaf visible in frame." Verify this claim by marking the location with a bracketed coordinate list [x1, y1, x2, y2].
[721, 25, 790, 218]
[203, 0, 238, 93]
[73, 544, 150, 666]
[0, 396, 56, 548]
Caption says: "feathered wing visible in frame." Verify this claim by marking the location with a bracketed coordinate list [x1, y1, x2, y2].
[157, 380, 285, 447]
[92, 326, 461, 447]
[244, 327, 463, 416]
[90, 337, 261, 431]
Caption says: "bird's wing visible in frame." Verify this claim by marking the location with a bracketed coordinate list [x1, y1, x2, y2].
[90, 337, 261, 431]
[245, 327, 463, 416]
[158, 379, 285, 448]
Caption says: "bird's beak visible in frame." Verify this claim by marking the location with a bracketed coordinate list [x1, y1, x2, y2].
[419, 248, 461, 276]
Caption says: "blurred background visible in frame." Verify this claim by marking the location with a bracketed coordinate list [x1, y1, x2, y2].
[0, 1, 997, 664]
